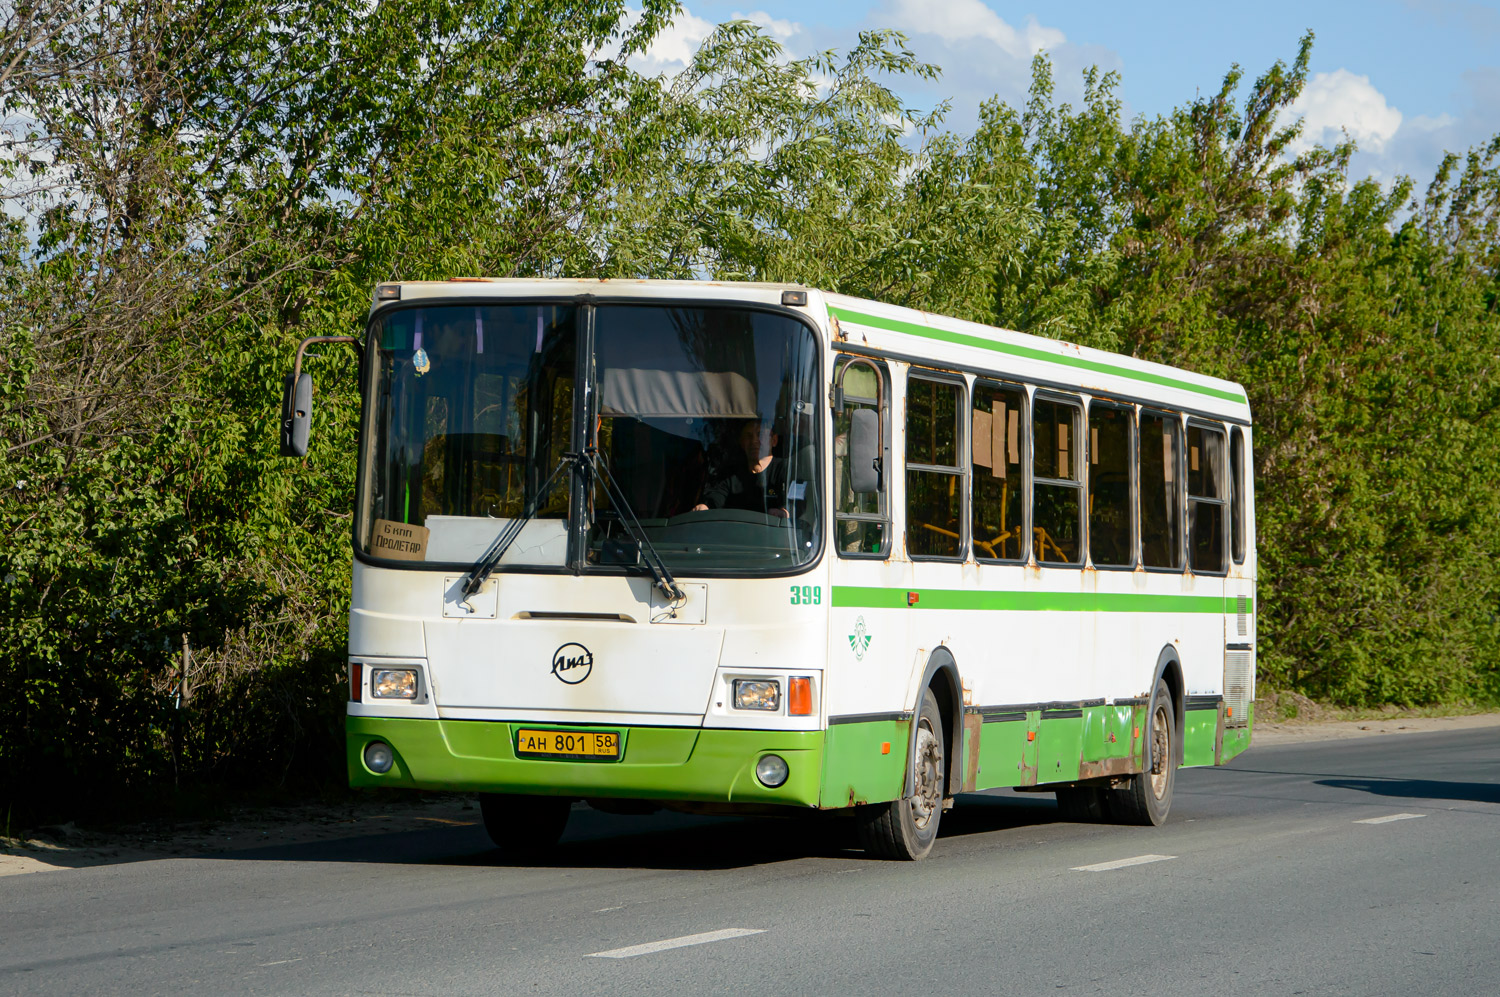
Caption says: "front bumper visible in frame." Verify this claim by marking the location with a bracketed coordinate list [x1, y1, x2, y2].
[347, 716, 824, 808]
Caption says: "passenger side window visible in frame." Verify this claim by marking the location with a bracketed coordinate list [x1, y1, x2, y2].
[1032, 395, 1083, 564]
[833, 358, 889, 556]
[971, 381, 1026, 561]
[1088, 403, 1133, 567]
[1140, 411, 1183, 569]
[1187, 424, 1227, 573]
[905, 375, 964, 559]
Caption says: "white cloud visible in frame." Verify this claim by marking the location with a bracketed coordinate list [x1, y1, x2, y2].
[614, 6, 803, 79]
[880, 0, 1063, 58]
[732, 9, 801, 43]
[1282, 69, 1404, 156]
[626, 7, 718, 76]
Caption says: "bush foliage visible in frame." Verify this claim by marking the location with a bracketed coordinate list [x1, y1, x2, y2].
[2, 4, 1497, 818]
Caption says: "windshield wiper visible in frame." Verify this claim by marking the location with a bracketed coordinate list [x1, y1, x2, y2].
[460, 456, 572, 603]
[580, 446, 684, 604]
[459, 448, 684, 607]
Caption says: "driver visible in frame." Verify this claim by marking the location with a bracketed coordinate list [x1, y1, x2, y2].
[693, 419, 790, 519]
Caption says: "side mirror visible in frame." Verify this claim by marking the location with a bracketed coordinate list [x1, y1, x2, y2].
[280, 372, 312, 457]
[849, 407, 881, 494]
[280, 334, 360, 459]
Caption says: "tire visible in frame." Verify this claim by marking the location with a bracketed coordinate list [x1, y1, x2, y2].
[479, 793, 573, 856]
[1106, 678, 1177, 826]
[1055, 785, 1109, 822]
[856, 688, 945, 860]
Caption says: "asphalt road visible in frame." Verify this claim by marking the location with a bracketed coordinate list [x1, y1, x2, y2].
[4, 728, 1499, 996]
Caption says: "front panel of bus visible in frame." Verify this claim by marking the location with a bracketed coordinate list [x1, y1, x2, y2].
[343, 292, 836, 808]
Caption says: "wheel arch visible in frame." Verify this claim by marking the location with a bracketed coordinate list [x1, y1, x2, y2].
[904, 646, 965, 799]
[1151, 644, 1186, 768]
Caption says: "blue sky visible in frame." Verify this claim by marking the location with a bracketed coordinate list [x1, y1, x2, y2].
[639, 0, 1500, 188]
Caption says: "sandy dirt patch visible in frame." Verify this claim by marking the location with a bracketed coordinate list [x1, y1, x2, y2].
[1251, 711, 1500, 744]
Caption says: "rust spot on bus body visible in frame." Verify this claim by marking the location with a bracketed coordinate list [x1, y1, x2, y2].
[962, 713, 982, 792]
[1077, 756, 1137, 781]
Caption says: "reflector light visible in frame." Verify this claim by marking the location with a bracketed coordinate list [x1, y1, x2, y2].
[349, 662, 363, 703]
[788, 676, 813, 715]
[1027, 731, 1035, 741]
[907, 591, 920, 606]
[880, 742, 891, 755]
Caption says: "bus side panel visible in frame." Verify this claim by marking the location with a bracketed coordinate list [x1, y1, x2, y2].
[819, 719, 909, 807]
[1182, 702, 1221, 767]
[973, 715, 1037, 789]
[1220, 703, 1252, 762]
[1080, 702, 1140, 775]
[1036, 715, 1084, 784]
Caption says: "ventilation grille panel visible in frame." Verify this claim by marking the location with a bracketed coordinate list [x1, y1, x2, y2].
[1236, 595, 1249, 636]
[1224, 650, 1254, 728]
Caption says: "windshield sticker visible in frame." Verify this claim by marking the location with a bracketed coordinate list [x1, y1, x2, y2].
[372, 519, 429, 561]
[411, 347, 430, 376]
[849, 615, 872, 660]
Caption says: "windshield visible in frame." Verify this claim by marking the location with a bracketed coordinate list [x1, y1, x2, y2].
[358, 304, 577, 566]
[589, 304, 821, 571]
[357, 300, 822, 574]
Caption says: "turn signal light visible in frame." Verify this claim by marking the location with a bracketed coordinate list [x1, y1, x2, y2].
[349, 662, 363, 703]
[788, 676, 814, 715]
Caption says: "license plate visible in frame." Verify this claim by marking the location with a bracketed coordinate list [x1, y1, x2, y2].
[514, 728, 622, 761]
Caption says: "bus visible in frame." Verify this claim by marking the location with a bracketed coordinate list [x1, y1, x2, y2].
[281, 278, 1256, 860]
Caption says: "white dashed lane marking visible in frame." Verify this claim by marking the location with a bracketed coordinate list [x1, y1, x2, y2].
[1071, 854, 1176, 872]
[587, 928, 766, 959]
[1354, 813, 1427, 824]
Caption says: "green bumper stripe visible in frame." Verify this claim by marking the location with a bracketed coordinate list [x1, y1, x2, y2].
[832, 586, 1236, 614]
[348, 717, 823, 808]
[828, 305, 1248, 405]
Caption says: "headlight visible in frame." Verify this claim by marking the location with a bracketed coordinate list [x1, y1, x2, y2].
[733, 679, 780, 711]
[756, 754, 789, 788]
[371, 668, 418, 699]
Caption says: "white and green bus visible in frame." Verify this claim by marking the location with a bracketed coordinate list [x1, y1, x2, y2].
[282, 278, 1255, 860]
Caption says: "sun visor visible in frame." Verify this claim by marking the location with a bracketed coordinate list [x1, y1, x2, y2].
[599, 368, 760, 419]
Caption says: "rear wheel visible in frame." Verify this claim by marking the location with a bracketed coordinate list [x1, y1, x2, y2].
[856, 688, 945, 860]
[479, 793, 573, 856]
[1106, 678, 1177, 826]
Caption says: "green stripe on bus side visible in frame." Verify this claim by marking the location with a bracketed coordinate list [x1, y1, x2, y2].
[828, 305, 1248, 405]
[831, 586, 1234, 614]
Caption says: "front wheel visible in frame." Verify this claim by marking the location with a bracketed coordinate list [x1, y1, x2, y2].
[856, 688, 945, 860]
[1106, 678, 1177, 826]
[479, 793, 573, 856]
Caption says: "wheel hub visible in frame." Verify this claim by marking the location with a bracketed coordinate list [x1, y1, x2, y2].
[911, 721, 943, 829]
[1149, 703, 1171, 800]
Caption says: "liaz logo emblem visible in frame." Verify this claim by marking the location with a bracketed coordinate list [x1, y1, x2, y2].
[848, 615, 872, 661]
[551, 643, 594, 684]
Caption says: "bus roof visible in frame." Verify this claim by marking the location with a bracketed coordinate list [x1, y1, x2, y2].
[823, 291, 1251, 421]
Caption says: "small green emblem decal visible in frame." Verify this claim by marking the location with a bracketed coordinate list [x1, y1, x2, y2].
[848, 615, 872, 660]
